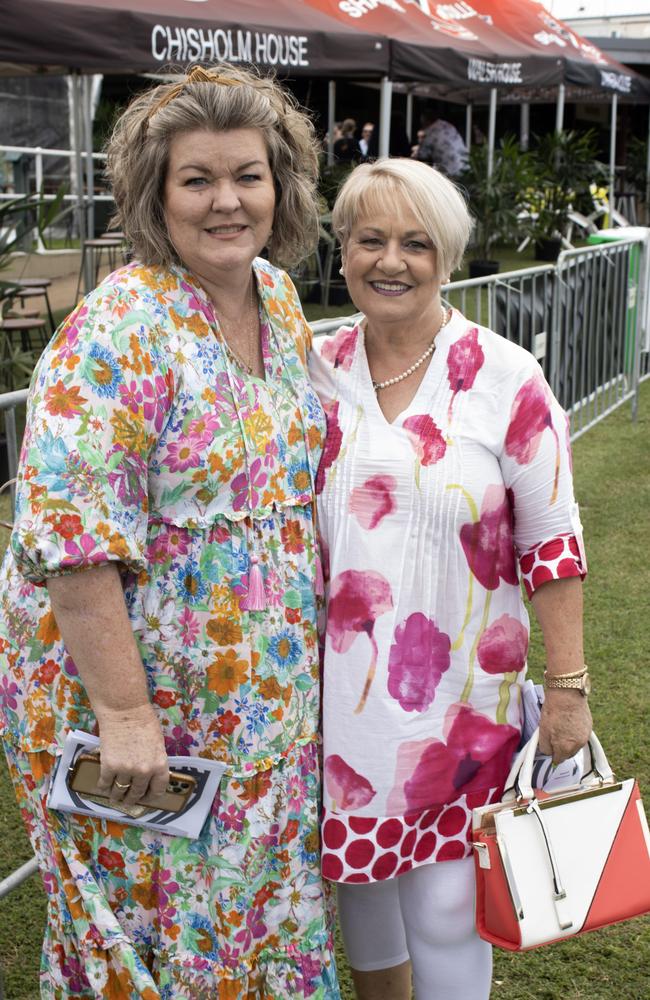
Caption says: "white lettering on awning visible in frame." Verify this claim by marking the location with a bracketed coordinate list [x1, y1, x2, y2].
[533, 30, 567, 49]
[600, 70, 632, 94]
[467, 58, 523, 84]
[339, 0, 405, 18]
[151, 25, 309, 67]
[435, 2, 478, 21]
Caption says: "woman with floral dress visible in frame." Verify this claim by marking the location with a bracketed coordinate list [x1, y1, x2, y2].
[309, 158, 592, 1000]
[0, 64, 340, 999]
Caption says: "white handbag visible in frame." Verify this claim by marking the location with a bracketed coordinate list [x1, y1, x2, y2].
[471, 729, 650, 950]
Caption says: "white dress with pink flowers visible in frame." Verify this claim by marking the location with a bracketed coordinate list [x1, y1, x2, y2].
[309, 310, 586, 884]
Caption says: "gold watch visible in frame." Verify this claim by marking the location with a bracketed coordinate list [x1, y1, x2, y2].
[544, 667, 591, 696]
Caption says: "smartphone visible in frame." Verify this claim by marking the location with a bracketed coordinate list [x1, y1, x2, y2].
[67, 752, 197, 814]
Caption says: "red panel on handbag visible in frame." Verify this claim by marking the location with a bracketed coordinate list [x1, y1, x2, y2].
[584, 782, 650, 931]
[473, 831, 522, 949]
[472, 731, 650, 951]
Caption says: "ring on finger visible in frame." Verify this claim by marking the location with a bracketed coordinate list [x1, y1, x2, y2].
[113, 779, 132, 790]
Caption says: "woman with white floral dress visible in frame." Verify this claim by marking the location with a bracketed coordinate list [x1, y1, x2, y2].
[310, 158, 591, 1000]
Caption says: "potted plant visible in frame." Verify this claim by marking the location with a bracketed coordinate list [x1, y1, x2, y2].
[523, 129, 605, 260]
[462, 135, 533, 278]
[519, 183, 571, 260]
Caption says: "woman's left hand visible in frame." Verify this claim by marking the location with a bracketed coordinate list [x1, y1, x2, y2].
[538, 688, 592, 764]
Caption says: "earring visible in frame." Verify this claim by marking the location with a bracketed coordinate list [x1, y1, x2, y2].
[339, 265, 345, 276]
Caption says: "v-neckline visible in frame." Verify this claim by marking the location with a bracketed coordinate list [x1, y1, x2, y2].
[356, 320, 448, 428]
[176, 263, 273, 385]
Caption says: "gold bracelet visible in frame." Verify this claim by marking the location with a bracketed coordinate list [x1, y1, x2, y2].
[543, 665, 588, 681]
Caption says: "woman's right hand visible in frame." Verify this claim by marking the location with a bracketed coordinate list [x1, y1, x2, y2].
[538, 688, 593, 765]
[47, 565, 170, 806]
[95, 703, 169, 805]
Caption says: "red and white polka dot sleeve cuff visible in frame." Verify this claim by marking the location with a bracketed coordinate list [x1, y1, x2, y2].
[519, 533, 587, 599]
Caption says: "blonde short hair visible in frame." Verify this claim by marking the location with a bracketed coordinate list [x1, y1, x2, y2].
[106, 63, 320, 270]
[332, 158, 472, 281]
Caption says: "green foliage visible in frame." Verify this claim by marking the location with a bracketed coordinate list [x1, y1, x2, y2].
[522, 129, 606, 243]
[35, 183, 67, 251]
[0, 340, 39, 394]
[462, 135, 534, 262]
[0, 194, 34, 299]
[1, 185, 67, 297]
[317, 158, 353, 211]
[624, 136, 649, 202]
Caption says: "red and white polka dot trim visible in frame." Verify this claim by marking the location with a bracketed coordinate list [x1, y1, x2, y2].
[519, 533, 586, 600]
[321, 788, 499, 884]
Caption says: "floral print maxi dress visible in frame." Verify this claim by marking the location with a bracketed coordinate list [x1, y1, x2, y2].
[309, 311, 586, 885]
[0, 259, 340, 999]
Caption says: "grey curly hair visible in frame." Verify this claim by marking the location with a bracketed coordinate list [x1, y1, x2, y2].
[105, 64, 320, 270]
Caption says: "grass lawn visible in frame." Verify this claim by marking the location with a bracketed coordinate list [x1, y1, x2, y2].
[0, 338, 648, 999]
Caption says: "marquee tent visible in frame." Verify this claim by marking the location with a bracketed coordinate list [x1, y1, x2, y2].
[303, 0, 650, 103]
[2, 0, 647, 102]
[1, 0, 647, 235]
[0, 0, 390, 78]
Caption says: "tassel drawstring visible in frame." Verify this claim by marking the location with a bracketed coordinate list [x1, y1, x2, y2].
[241, 549, 266, 611]
[314, 549, 325, 598]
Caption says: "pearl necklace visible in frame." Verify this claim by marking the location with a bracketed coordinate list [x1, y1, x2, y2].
[371, 306, 451, 393]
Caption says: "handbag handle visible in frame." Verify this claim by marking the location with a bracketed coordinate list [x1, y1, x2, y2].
[503, 728, 614, 802]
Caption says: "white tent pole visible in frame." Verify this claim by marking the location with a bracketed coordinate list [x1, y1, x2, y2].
[34, 150, 45, 251]
[520, 102, 530, 150]
[82, 75, 95, 246]
[70, 74, 87, 264]
[555, 83, 565, 133]
[465, 102, 473, 149]
[645, 104, 650, 226]
[487, 87, 497, 180]
[379, 76, 392, 158]
[406, 91, 414, 144]
[327, 80, 336, 167]
[609, 92, 618, 226]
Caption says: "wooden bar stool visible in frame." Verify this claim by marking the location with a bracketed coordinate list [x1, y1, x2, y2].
[101, 231, 130, 264]
[76, 237, 126, 298]
[1, 315, 48, 350]
[12, 283, 56, 334]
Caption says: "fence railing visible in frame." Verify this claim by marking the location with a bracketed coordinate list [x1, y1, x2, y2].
[0, 142, 110, 250]
[0, 234, 648, 901]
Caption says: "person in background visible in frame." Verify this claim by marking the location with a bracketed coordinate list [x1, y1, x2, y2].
[0, 63, 340, 999]
[334, 117, 362, 163]
[359, 122, 374, 160]
[367, 112, 412, 160]
[310, 158, 591, 999]
[415, 105, 469, 177]
[410, 128, 427, 159]
[323, 120, 343, 154]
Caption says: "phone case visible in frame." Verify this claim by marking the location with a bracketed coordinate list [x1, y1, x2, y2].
[68, 753, 197, 813]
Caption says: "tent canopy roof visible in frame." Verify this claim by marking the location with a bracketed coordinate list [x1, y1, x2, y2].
[306, 0, 650, 101]
[0, 0, 390, 78]
[0, 0, 647, 101]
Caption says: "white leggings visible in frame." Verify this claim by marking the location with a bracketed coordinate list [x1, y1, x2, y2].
[337, 858, 492, 1000]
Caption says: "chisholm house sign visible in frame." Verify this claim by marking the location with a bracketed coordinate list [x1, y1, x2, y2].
[151, 24, 311, 68]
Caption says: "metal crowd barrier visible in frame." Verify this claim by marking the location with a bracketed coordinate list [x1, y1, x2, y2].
[0, 235, 648, 902]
